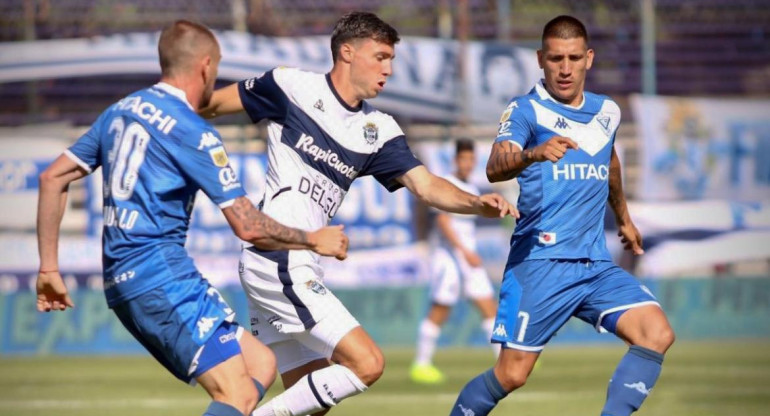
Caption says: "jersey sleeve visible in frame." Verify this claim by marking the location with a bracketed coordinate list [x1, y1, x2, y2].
[363, 136, 423, 192]
[64, 111, 108, 172]
[494, 98, 534, 151]
[237, 68, 290, 124]
[173, 127, 246, 208]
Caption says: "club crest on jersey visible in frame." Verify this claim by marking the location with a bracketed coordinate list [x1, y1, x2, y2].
[306, 280, 328, 295]
[596, 113, 612, 137]
[363, 122, 378, 144]
[209, 146, 229, 167]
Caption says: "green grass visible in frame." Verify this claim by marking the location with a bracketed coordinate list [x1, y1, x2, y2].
[1, 341, 769, 416]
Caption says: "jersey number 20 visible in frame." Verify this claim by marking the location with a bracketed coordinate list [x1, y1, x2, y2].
[107, 117, 151, 200]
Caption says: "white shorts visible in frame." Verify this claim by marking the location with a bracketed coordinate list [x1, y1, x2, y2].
[239, 246, 360, 373]
[430, 246, 494, 305]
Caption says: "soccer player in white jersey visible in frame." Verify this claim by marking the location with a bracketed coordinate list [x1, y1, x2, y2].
[449, 16, 675, 416]
[410, 139, 499, 384]
[201, 11, 518, 416]
[35, 21, 349, 416]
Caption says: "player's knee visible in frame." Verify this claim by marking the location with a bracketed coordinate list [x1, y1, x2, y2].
[656, 325, 676, 352]
[496, 370, 528, 392]
[350, 346, 385, 386]
[210, 375, 259, 415]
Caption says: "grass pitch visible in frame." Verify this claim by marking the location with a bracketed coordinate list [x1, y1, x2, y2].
[1, 341, 768, 416]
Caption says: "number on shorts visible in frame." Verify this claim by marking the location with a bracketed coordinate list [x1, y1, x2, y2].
[207, 287, 234, 316]
[517, 311, 530, 343]
[107, 118, 151, 200]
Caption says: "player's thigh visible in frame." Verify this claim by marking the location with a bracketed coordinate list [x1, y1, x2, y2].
[491, 260, 586, 352]
[494, 347, 540, 391]
[238, 330, 277, 389]
[429, 247, 462, 306]
[196, 345, 256, 406]
[575, 261, 661, 334]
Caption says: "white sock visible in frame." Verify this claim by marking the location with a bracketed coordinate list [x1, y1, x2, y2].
[414, 319, 441, 366]
[481, 318, 499, 358]
[253, 364, 367, 416]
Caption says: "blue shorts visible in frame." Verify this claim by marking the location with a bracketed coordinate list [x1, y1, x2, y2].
[112, 275, 243, 384]
[491, 259, 659, 352]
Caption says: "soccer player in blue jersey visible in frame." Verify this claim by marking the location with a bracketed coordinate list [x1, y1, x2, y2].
[35, 20, 349, 416]
[201, 12, 517, 416]
[449, 15, 675, 416]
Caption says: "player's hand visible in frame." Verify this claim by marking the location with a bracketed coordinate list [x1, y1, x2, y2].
[618, 222, 644, 255]
[533, 136, 578, 163]
[309, 225, 349, 260]
[475, 193, 520, 219]
[461, 249, 483, 268]
[36, 271, 74, 312]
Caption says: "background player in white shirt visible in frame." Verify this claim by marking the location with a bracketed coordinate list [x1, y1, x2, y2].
[202, 11, 518, 416]
[410, 139, 499, 385]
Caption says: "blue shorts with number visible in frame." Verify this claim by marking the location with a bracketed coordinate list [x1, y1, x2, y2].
[490, 259, 659, 352]
[112, 273, 243, 384]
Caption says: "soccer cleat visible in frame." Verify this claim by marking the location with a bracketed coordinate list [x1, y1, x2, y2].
[410, 363, 446, 384]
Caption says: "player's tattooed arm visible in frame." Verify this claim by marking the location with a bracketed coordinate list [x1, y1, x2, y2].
[224, 197, 348, 258]
[486, 141, 536, 182]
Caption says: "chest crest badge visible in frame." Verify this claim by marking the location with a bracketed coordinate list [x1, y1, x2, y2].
[363, 122, 378, 144]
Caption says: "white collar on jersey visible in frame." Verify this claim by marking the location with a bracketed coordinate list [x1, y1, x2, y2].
[535, 79, 586, 110]
[153, 82, 194, 111]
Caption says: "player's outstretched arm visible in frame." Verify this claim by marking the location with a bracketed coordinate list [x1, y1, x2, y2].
[198, 83, 244, 119]
[398, 166, 519, 219]
[486, 136, 579, 182]
[223, 197, 348, 259]
[608, 146, 644, 255]
[36, 155, 88, 312]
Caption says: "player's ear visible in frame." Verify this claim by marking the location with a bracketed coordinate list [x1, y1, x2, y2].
[536, 49, 544, 69]
[586, 48, 594, 70]
[202, 55, 213, 83]
[339, 42, 354, 64]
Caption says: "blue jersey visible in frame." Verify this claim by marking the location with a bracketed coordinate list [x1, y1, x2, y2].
[65, 83, 245, 307]
[496, 81, 621, 263]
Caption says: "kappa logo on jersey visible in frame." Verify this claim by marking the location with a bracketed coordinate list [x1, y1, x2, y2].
[538, 231, 557, 245]
[363, 122, 379, 144]
[493, 323, 508, 338]
[314, 99, 325, 112]
[295, 134, 359, 179]
[554, 117, 570, 129]
[198, 132, 221, 150]
[196, 316, 217, 338]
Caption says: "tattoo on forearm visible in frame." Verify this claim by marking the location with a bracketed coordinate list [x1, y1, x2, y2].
[232, 197, 308, 245]
[488, 142, 533, 181]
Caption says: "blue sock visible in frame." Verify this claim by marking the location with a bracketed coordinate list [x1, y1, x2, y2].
[601, 345, 664, 416]
[254, 378, 267, 403]
[203, 401, 243, 416]
[449, 369, 508, 416]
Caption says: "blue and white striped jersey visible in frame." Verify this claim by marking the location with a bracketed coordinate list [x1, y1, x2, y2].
[238, 67, 422, 269]
[496, 81, 621, 263]
[66, 83, 245, 306]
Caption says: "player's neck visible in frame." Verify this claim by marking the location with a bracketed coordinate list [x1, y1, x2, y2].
[544, 83, 585, 108]
[328, 68, 363, 110]
[160, 77, 201, 110]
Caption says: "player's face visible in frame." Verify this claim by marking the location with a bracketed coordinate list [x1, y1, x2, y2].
[537, 37, 594, 107]
[349, 38, 394, 100]
[455, 150, 476, 181]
